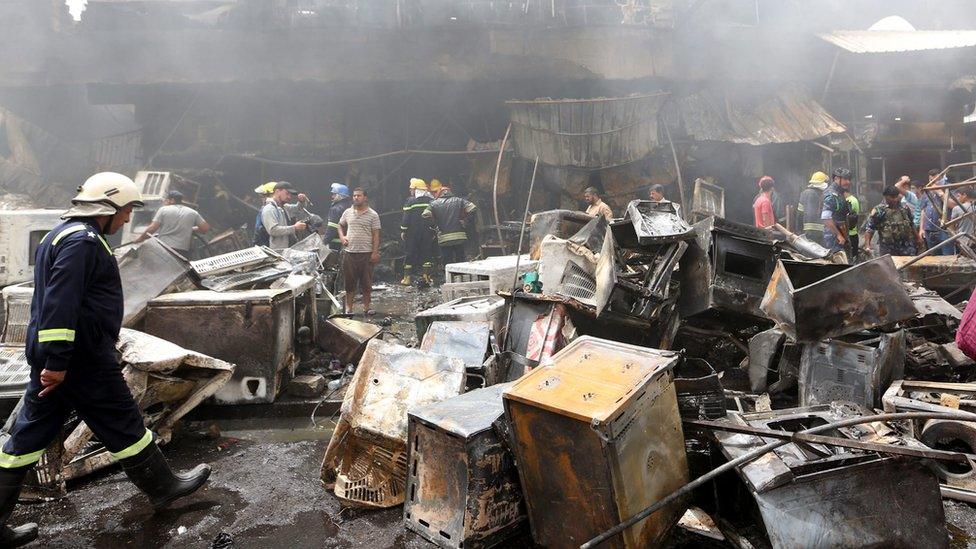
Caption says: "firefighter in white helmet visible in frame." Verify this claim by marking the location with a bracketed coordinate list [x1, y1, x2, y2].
[0, 172, 211, 547]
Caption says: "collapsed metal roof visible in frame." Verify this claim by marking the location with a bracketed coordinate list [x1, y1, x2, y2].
[676, 87, 846, 146]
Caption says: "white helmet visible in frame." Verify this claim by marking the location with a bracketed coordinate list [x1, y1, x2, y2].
[73, 172, 144, 209]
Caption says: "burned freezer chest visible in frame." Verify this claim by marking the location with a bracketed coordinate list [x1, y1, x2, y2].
[415, 295, 507, 342]
[444, 255, 538, 295]
[799, 330, 905, 408]
[405, 383, 526, 549]
[713, 404, 947, 549]
[144, 288, 297, 404]
[503, 336, 688, 548]
[678, 216, 778, 320]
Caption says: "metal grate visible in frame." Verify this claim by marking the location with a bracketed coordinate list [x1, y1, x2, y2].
[560, 261, 597, 302]
[137, 171, 170, 199]
[334, 433, 408, 508]
[1, 296, 31, 346]
[0, 347, 30, 397]
[190, 246, 273, 277]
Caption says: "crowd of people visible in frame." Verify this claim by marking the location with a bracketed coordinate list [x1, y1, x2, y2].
[757, 167, 974, 261]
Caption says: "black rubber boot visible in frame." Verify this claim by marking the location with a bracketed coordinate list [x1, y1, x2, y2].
[119, 443, 211, 509]
[0, 467, 38, 547]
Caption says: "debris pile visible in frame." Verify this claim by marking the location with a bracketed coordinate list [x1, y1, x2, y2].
[313, 201, 976, 549]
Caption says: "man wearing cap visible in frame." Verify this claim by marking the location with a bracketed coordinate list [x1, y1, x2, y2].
[259, 181, 308, 250]
[134, 190, 210, 256]
[796, 171, 828, 242]
[400, 178, 435, 286]
[0, 173, 211, 547]
[325, 182, 352, 253]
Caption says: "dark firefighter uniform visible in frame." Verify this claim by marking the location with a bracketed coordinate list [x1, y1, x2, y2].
[865, 202, 919, 256]
[401, 194, 434, 277]
[0, 219, 151, 470]
[326, 196, 352, 252]
[821, 183, 851, 253]
[423, 189, 477, 266]
[796, 185, 825, 242]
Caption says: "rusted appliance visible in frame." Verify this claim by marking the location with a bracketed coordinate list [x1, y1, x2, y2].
[144, 288, 297, 404]
[798, 330, 905, 408]
[405, 383, 526, 549]
[116, 238, 196, 327]
[712, 403, 947, 549]
[321, 339, 466, 508]
[678, 216, 778, 320]
[318, 317, 382, 365]
[893, 255, 976, 296]
[416, 295, 508, 342]
[691, 178, 725, 221]
[528, 209, 593, 260]
[503, 336, 688, 548]
[420, 321, 496, 386]
[609, 200, 694, 249]
[761, 257, 917, 342]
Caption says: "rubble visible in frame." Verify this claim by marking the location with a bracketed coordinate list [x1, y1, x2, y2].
[286, 374, 326, 398]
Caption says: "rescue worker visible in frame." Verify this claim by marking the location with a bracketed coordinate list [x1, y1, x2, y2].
[822, 167, 852, 254]
[251, 182, 276, 245]
[0, 173, 211, 547]
[325, 183, 352, 253]
[400, 178, 435, 286]
[258, 181, 308, 250]
[423, 185, 477, 266]
[429, 179, 443, 199]
[796, 171, 828, 242]
[862, 185, 923, 256]
[844, 183, 861, 261]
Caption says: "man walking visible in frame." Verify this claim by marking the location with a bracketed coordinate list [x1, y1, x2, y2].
[796, 171, 828, 242]
[0, 173, 211, 547]
[134, 190, 209, 256]
[862, 186, 923, 257]
[400, 178, 435, 286]
[582, 187, 613, 220]
[423, 185, 477, 266]
[325, 183, 352, 254]
[338, 188, 381, 315]
[821, 167, 852, 253]
[258, 181, 308, 250]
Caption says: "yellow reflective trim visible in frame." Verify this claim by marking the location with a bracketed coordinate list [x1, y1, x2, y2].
[327, 222, 340, 229]
[803, 222, 824, 231]
[0, 449, 45, 469]
[51, 225, 86, 245]
[110, 429, 153, 459]
[96, 235, 112, 254]
[38, 328, 75, 343]
[438, 232, 467, 244]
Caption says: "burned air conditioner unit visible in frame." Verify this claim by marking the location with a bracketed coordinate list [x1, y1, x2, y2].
[0, 210, 63, 288]
[678, 216, 778, 321]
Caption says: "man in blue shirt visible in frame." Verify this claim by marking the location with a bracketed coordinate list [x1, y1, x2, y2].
[919, 170, 957, 255]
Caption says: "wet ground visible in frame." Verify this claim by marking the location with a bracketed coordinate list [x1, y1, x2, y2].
[15, 283, 976, 548]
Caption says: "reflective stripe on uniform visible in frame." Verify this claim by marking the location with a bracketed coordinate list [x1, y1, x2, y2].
[0, 449, 45, 469]
[110, 429, 153, 460]
[402, 203, 428, 211]
[51, 225, 86, 245]
[96, 234, 112, 255]
[438, 231, 467, 245]
[803, 222, 824, 231]
[38, 328, 75, 343]
[327, 222, 340, 229]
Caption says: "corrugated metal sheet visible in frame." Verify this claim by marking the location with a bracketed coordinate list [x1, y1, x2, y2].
[506, 92, 669, 169]
[677, 88, 846, 146]
[819, 30, 976, 54]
